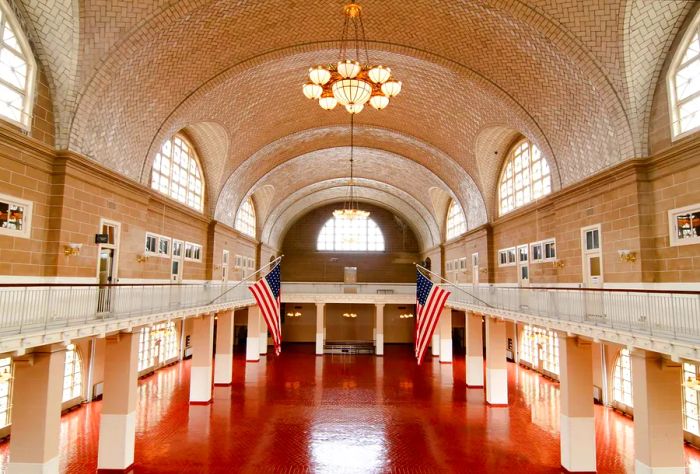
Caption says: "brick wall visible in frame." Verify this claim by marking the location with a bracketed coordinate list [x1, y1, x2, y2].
[281, 203, 419, 283]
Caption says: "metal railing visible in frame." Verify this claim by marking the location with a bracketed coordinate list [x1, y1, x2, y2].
[281, 282, 415, 295]
[0, 281, 254, 336]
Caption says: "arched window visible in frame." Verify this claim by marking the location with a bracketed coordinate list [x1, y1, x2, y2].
[235, 198, 256, 238]
[613, 348, 633, 408]
[445, 200, 467, 240]
[683, 361, 700, 436]
[499, 139, 551, 216]
[151, 135, 204, 212]
[668, 11, 700, 139]
[317, 216, 385, 252]
[62, 344, 82, 402]
[0, 0, 36, 129]
[0, 357, 11, 426]
[519, 325, 559, 375]
[138, 321, 178, 372]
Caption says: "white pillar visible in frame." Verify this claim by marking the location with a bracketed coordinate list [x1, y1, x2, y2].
[485, 316, 508, 405]
[431, 333, 440, 357]
[246, 306, 261, 362]
[259, 313, 268, 355]
[315, 303, 325, 355]
[8, 345, 65, 474]
[190, 314, 214, 403]
[439, 307, 452, 363]
[631, 349, 685, 474]
[214, 310, 234, 385]
[465, 311, 484, 387]
[375, 304, 384, 356]
[97, 332, 139, 471]
[559, 335, 596, 472]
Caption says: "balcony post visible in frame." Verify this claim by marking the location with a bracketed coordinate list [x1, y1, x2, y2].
[315, 303, 325, 355]
[259, 314, 268, 355]
[439, 307, 452, 363]
[246, 306, 260, 361]
[190, 313, 214, 403]
[485, 316, 508, 405]
[466, 311, 484, 387]
[375, 303, 384, 356]
[214, 310, 234, 385]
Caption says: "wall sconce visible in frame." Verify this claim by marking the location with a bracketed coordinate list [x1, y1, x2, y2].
[479, 267, 488, 274]
[552, 259, 565, 269]
[136, 254, 148, 263]
[618, 249, 637, 263]
[399, 313, 414, 319]
[64, 243, 82, 256]
[286, 311, 302, 318]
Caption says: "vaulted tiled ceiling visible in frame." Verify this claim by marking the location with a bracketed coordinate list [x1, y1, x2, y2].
[15, 0, 695, 250]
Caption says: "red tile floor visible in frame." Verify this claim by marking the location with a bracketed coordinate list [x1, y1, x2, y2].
[1, 344, 699, 473]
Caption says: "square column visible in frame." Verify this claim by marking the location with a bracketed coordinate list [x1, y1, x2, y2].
[315, 303, 325, 355]
[259, 314, 268, 355]
[559, 335, 596, 472]
[485, 317, 508, 405]
[439, 307, 452, 363]
[190, 314, 214, 403]
[465, 312, 484, 387]
[631, 349, 685, 474]
[214, 310, 234, 385]
[97, 332, 139, 471]
[431, 333, 440, 357]
[246, 306, 261, 361]
[8, 345, 66, 474]
[375, 304, 384, 356]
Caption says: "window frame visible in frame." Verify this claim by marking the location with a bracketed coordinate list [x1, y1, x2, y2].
[613, 348, 634, 409]
[234, 198, 256, 238]
[184, 241, 202, 262]
[145, 233, 171, 258]
[543, 239, 557, 261]
[316, 216, 386, 252]
[683, 361, 700, 437]
[0, 192, 32, 239]
[498, 247, 516, 267]
[62, 344, 82, 403]
[0, 0, 36, 130]
[667, 11, 700, 141]
[498, 139, 552, 216]
[445, 199, 467, 241]
[150, 134, 205, 212]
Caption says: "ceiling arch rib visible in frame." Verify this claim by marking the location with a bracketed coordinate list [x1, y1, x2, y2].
[263, 181, 440, 252]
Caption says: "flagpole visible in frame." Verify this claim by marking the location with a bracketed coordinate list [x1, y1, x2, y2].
[208, 255, 284, 305]
[415, 264, 494, 309]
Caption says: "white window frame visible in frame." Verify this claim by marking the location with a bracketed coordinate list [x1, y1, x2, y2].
[184, 241, 202, 262]
[668, 203, 700, 247]
[145, 233, 158, 255]
[445, 199, 467, 240]
[667, 11, 700, 141]
[145, 233, 171, 257]
[613, 348, 634, 409]
[0, 0, 36, 130]
[542, 238, 556, 261]
[150, 134, 205, 212]
[498, 139, 552, 216]
[316, 216, 386, 252]
[0, 192, 32, 239]
[62, 344, 82, 403]
[530, 242, 543, 262]
[234, 198, 256, 238]
[498, 247, 516, 267]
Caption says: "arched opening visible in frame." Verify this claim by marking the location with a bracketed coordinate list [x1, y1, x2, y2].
[613, 348, 633, 410]
[235, 198, 256, 238]
[62, 344, 82, 402]
[667, 10, 700, 139]
[150, 134, 205, 212]
[498, 139, 552, 216]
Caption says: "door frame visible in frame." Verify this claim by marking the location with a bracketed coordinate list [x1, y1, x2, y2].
[580, 224, 603, 287]
[222, 249, 230, 283]
[471, 252, 479, 286]
[517, 244, 530, 287]
[171, 239, 184, 282]
[96, 218, 121, 282]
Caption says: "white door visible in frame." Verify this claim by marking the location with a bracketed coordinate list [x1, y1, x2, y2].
[471, 252, 479, 286]
[517, 244, 529, 287]
[581, 225, 604, 319]
[171, 240, 184, 282]
[222, 250, 229, 283]
[97, 220, 120, 313]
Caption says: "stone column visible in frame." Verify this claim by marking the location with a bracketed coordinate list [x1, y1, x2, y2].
[558, 335, 596, 472]
[7, 345, 65, 474]
[431, 333, 440, 357]
[631, 349, 685, 473]
[97, 332, 139, 471]
[485, 316, 508, 405]
[466, 312, 484, 387]
[190, 314, 214, 403]
[214, 310, 234, 385]
[259, 314, 268, 355]
[375, 304, 384, 356]
[315, 303, 325, 355]
[439, 307, 452, 363]
[246, 306, 260, 362]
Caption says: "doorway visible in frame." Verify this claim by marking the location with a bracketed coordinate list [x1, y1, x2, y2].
[222, 250, 229, 283]
[471, 252, 479, 286]
[581, 224, 604, 318]
[97, 220, 120, 313]
[171, 239, 183, 282]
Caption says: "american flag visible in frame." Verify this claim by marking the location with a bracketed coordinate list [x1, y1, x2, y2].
[415, 270, 450, 365]
[249, 263, 282, 356]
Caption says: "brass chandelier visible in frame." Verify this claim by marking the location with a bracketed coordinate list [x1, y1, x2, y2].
[302, 2, 402, 114]
[334, 116, 369, 220]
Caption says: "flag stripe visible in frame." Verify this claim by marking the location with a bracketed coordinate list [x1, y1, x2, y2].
[414, 270, 450, 365]
[249, 264, 282, 356]
[416, 288, 449, 364]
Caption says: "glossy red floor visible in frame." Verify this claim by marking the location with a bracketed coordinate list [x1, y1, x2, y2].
[1, 344, 699, 473]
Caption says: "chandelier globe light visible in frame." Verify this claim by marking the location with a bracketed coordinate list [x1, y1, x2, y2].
[302, 2, 402, 114]
[333, 116, 369, 220]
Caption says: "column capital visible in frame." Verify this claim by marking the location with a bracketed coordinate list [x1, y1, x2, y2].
[375, 303, 385, 309]
[315, 302, 326, 310]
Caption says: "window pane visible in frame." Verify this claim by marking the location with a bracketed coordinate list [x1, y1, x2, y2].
[149, 136, 204, 212]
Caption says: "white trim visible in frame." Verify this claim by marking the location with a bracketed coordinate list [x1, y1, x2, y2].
[0, 192, 32, 239]
[668, 203, 700, 247]
[498, 247, 516, 267]
[184, 241, 203, 262]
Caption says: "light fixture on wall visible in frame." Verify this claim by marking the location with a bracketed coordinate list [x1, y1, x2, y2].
[302, 2, 401, 113]
[552, 259, 564, 269]
[617, 249, 637, 263]
[63, 243, 82, 256]
[342, 312, 358, 318]
[399, 313, 414, 319]
[334, 116, 369, 220]
[136, 254, 148, 263]
[286, 311, 302, 318]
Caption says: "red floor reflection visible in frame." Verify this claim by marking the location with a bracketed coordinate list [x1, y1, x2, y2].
[0, 344, 699, 472]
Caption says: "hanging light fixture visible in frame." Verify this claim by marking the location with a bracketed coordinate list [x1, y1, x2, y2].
[302, 2, 402, 114]
[334, 116, 369, 220]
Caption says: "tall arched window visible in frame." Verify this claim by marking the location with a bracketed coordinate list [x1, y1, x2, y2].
[317, 216, 385, 252]
[499, 139, 551, 216]
[62, 344, 82, 402]
[445, 200, 467, 240]
[235, 198, 256, 238]
[683, 361, 700, 436]
[0, 357, 11, 426]
[151, 135, 204, 212]
[0, 0, 36, 129]
[613, 348, 633, 408]
[668, 11, 700, 139]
